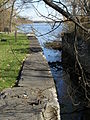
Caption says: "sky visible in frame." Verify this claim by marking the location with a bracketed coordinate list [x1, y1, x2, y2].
[16, 0, 63, 21]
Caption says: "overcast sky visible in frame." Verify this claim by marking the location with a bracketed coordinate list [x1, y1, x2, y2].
[16, 0, 62, 21]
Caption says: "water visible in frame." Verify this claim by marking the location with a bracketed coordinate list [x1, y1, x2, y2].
[18, 23, 62, 43]
[18, 23, 90, 120]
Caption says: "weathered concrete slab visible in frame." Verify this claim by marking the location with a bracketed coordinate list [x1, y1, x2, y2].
[0, 34, 60, 120]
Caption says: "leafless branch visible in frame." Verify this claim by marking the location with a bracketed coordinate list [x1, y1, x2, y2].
[0, 0, 10, 8]
[32, 4, 56, 21]
[37, 20, 69, 37]
[43, 0, 90, 33]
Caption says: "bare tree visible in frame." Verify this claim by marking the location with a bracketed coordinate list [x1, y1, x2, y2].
[9, 0, 16, 32]
[0, 0, 10, 8]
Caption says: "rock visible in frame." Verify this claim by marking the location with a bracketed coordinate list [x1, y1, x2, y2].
[43, 105, 58, 120]
[1, 38, 7, 42]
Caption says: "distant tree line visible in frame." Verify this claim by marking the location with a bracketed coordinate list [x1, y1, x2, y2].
[0, 0, 32, 32]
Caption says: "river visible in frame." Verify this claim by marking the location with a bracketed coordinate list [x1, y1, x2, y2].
[18, 23, 90, 120]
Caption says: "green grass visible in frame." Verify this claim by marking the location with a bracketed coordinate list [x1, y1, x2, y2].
[0, 33, 29, 91]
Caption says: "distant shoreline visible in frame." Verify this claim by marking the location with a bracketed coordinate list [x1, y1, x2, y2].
[33, 21, 60, 23]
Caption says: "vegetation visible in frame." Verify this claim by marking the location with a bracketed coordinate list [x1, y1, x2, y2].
[0, 0, 32, 32]
[44, 41, 62, 50]
[0, 33, 29, 91]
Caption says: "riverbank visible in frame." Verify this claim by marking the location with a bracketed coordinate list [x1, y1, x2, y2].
[0, 33, 29, 91]
[44, 40, 62, 50]
[61, 32, 90, 119]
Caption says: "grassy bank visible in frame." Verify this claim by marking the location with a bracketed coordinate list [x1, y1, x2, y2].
[0, 33, 29, 91]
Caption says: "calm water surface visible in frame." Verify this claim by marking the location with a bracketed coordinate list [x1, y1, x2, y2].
[19, 23, 90, 120]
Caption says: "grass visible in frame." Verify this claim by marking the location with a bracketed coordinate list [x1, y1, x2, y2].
[0, 33, 29, 91]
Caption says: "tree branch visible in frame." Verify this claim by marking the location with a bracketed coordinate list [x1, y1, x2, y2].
[43, 0, 90, 33]
[0, 0, 10, 8]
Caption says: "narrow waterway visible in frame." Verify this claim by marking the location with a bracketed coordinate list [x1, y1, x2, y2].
[18, 23, 90, 120]
[42, 48, 90, 120]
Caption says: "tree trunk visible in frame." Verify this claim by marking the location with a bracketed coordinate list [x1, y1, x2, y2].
[9, 0, 16, 32]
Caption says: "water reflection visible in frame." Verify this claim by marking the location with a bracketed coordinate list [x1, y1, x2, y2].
[43, 47, 90, 120]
